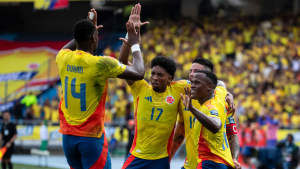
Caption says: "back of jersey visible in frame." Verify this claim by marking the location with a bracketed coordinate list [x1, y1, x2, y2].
[56, 49, 126, 138]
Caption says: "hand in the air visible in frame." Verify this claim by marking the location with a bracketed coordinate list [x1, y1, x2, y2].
[119, 21, 141, 46]
[180, 86, 192, 110]
[87, 8, 103, 31]
[129, 3, 149, 29]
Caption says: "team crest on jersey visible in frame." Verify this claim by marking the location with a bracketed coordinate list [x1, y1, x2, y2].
[165, 95, 175, 105]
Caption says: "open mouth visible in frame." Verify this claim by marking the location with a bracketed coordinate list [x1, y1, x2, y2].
[191, 89, 197, 96]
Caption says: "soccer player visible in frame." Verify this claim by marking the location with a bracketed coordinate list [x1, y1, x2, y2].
[170, 58, 241, 169]
[181, 70, 235, 169]
[56, 9, 145, 169]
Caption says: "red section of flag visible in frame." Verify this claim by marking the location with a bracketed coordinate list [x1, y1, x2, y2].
[53, 0, 69, 10]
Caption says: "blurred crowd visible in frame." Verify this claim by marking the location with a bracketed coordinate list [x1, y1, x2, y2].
[103, 13, 300, 168]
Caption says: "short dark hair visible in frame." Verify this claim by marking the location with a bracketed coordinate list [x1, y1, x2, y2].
[73, 19, 96, 43]
[192, 58, 214, 72]
[151, 56, 176, 80]
[195, 70, 217, 89]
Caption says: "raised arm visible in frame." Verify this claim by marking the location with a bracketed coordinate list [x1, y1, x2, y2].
[117, 21, 144, 80]
[118, 3, 149, 85]
[181, 87, 221, 134]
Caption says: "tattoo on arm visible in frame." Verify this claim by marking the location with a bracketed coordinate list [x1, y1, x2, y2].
[173, 133, 184, 144]
[228, 134, 239, 160]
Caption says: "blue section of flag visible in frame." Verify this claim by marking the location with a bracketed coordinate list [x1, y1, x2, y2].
[0, 72, 37, 82]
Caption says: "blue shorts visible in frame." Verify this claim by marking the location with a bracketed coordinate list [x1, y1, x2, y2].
[197, 160, 232, 169]
[122, 153, 170, 169]
[63, 134, 111, 169]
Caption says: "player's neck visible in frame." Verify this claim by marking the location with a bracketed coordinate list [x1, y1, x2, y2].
[198, 92, 215, 105]
[76, 43, 94, 54]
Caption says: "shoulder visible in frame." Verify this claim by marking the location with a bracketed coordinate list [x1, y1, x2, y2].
[57, 49, 72, 58]
[169, 80, 191, 90]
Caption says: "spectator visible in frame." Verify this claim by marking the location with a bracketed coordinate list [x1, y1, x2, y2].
[24, 105, 34, 125]
[125, 119, 135, 158]
[0, 111, 17, 169]
[277, 134, 299, 169]
[20, 92, 37, 108]
[266, 112, 280, 147]
[39, 120, 48, 151]
[13, 101, 23, 124]
[108, 135, 117, 156]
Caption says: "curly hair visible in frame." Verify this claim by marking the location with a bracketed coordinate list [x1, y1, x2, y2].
[151, 56, 177, 80]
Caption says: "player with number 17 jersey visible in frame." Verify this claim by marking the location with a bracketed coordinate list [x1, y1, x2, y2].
[122, 80, 189, 168]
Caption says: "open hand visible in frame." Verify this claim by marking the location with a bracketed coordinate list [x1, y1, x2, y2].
[129, 3, 149, 29]
[119, 21, 140, 46]
[88, 8, 103, 31]
[180, 86, 192, 110]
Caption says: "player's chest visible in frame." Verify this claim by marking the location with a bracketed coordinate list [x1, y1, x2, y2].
[137, 91, 180, 124]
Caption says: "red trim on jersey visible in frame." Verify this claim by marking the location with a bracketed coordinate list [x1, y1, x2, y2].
[58, 81, 108, 138]
[90, 134, 108, 169]
[226, 123, 237, 135]
[130, 97, 140, 153]
[122, 155, 136, 169]
[197, 161, 203, 169]
[69, 167, 74, 169]
[167, 124, 176, 156]
[197, 126, 232, 167]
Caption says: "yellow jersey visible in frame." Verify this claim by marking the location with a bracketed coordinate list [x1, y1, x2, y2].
[179, 87, 236, 169]
[194, 86, 234, 168]
[56, 49, 126, 138]
[129, 80, 189, 160]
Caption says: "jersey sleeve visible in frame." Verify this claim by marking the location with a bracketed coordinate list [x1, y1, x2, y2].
[177, 101, 184, 122]
[171, 80, 191, 94]
[226, 112, 237, 135]
[214, 86, 227, 100]
[96, 56, 126, 79]
[129, 80, 149, 98]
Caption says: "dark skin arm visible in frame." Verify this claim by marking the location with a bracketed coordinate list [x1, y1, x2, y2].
[181, 87, 221, 134]
[170, 121, 185, 160]
[117, 21, 144, 80]
[118, 3, 148, 85]
[228, 134, 240, 160]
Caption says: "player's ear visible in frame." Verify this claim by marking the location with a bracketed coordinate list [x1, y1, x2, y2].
[92, 35, 96, 43]
[167, 75, 172, 84]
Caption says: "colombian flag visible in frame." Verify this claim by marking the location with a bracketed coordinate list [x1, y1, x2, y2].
[34, 0, 69, 10]
[0, 147, 7, 160]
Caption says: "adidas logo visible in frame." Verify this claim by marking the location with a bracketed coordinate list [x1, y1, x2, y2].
[145, 96, 152, 102]
[183, 107, 189, 111]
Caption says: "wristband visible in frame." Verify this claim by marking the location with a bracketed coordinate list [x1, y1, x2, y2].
[125, 33, 128, 40]
[131, 44, 140, 53]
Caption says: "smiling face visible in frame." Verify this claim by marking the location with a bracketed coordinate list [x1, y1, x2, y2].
[189, 63, 209, 81]
[150, 65, 172, 93]
[190, 72, 214, 100]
